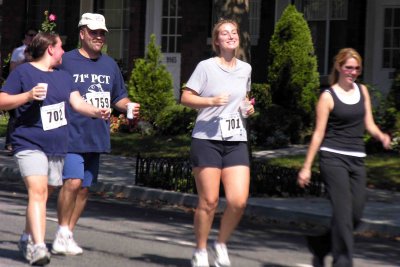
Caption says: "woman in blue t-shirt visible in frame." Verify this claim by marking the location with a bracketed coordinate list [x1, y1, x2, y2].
[0, 32, 109, 265]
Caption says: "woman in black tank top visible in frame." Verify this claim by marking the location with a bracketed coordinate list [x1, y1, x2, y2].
[297, 48, 391, 267]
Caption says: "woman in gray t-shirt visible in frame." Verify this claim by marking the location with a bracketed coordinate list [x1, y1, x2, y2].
[181, 19, 254, 267]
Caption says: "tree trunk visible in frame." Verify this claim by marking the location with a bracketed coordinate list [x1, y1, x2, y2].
[213, 0, 251, 63]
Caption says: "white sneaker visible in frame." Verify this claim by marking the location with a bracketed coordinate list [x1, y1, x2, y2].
[30, 244, 50, 266]
[18, 233, 34, 261]
[51, 232, 83, 255]
[211, 242, 231, 267]
[191, 250, 210, 267]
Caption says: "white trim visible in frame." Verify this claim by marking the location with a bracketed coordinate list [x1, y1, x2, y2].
[145, 0, 163, 47]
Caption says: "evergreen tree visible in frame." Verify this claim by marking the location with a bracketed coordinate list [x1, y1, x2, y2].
[267, 4, 319, 117]
[128, 34, 175, 125]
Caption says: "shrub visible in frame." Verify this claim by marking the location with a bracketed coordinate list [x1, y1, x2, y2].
[155, 104, 197, 135]
[267, 4, 319, 142]
[127, 34, 176, 127]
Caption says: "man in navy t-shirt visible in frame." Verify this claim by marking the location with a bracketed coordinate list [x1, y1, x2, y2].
[51, 13, 140, 256]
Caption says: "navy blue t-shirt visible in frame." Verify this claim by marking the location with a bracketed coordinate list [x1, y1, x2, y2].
[0, 63, 75, 156]
[59, 49, 128, 153]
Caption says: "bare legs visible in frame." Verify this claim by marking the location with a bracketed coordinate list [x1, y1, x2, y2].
[193, 166, 250, 249]
[57, 178, 88, 231]
[24, 175, 48, 245]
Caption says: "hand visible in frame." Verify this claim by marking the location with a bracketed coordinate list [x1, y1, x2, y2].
[212, 93, 230, 106]
[30, 85, 47, 101]
[381, 133, 391, 149]
[297, 168, 311, 188]
[131, 103, 140, 118]
[246, 103, 255, 117]
[96, 108, 111, 120]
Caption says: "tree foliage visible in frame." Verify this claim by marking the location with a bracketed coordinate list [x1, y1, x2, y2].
[127, 34, 176, 125]
[267, 4, 319, 116]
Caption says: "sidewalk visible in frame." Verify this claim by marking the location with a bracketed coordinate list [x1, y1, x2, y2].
[0, 137, 399, 236]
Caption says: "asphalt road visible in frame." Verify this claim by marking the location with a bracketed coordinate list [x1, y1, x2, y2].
[0, 182, 399, 267]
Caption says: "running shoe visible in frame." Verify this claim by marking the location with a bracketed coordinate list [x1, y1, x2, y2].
[51, 231, 83, 255]
[211, 242, 231, 267]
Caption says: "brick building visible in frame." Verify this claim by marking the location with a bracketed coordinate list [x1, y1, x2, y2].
[0, 0, 399, 97]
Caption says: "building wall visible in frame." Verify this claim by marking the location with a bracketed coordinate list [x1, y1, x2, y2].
[127, 0, 146, 73]
[251, 0, 276, 83]
[1, 0, 27, 66]
[180, 0, 213, 87]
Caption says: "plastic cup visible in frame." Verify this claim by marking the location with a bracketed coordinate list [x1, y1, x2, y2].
[37, 83, 48, 100]
[240, 99, 251, 118]
[127, 103, 137, 119]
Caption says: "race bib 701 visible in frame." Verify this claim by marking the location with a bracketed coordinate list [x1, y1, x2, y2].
[219, 112, 244, 138]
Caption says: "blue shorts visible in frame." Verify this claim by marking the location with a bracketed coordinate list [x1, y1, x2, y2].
[62, 153, 100, 188]
[190, 138, 250, 168]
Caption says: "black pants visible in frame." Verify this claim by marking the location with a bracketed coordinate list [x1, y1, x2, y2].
[318, 150, 366, 267]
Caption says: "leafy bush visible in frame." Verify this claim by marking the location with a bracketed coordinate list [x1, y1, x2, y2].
[127, 34, 176, 127]
[250, 83, 272, 110]
[155, 104, 197, 135]
[267, 4, 319, 142]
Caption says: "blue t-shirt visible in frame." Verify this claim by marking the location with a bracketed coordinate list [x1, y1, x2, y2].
[0, 63, 75, 156]
[59, 49, 128, 153]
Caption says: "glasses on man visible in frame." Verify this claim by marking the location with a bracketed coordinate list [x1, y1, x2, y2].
[26, 33, 37, 37]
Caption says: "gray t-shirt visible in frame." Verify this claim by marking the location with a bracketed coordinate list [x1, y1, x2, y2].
[186, 57, 252, 141]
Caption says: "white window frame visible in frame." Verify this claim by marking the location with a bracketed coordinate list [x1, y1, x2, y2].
[161, 0, 182, 53]
[295, 0, 348, 74]
[382, 7, 400, 69]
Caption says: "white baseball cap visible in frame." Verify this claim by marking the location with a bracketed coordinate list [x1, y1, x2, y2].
[78, 13, 108, 32]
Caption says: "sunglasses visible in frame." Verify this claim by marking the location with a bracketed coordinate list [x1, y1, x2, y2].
[26, 33, 37, 37]
[343, 65, 361, 72]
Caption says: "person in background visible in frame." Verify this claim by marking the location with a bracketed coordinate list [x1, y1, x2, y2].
[4, 28, 37, 154]
[0, 32, 109, 266]
[52, 13, 140, 256]
[181, 18, 254, 267]
[297, 48, 391, 267]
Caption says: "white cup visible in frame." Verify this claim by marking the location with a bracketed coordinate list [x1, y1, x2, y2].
[239, 99, 251, 118]
[127, 103, 137, 119]
[37, 83, 48, 100]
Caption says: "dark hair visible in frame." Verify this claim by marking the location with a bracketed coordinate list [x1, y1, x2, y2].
[25, 32, 59, 61]
[24, 28, 38, 36]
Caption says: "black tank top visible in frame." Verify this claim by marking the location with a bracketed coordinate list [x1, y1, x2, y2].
[321, 84, 366, 153]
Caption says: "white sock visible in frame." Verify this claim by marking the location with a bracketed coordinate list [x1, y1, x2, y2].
[57, 225, 71, 236]
[34, 243, 46, 249]
[194, 248, 207, 255]
[21, 231, 30, 241]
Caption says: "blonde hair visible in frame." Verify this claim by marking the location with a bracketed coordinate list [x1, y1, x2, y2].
[211, 18, 239, 56]
[329, 48, 362, 85]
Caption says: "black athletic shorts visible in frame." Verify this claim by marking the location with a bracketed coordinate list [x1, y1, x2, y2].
[190, 138, 250, 168]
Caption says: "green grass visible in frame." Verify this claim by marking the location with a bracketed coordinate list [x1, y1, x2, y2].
[110, 132, 191, 157]
[0, 112, 8, 137]
[266, 153, 400, 191]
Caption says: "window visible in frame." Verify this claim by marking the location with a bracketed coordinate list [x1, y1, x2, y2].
[161, 0, 182, 53]
[383, 8, 400, 68]
[95, 0, 130, 69]
[296, 0, 348, 75]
